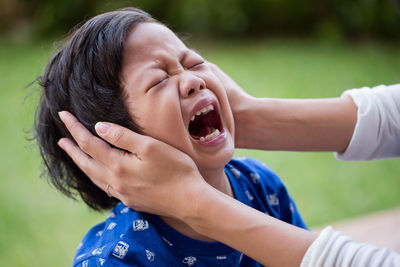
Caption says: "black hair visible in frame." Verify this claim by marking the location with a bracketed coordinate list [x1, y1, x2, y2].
[34, 8, 156, 211]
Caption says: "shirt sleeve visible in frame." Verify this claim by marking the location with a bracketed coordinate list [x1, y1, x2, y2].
[300, 226, 400, 267]
[335, 84, 400, 161]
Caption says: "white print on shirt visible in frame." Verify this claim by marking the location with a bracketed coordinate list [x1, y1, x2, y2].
[120, 207, 130, 214]
[250, 172, 260, 184]
[76, 253, 87, 261]
[99, 258, 105, 266]
[267, 194, 279, 206]
[230, 168, 241, 179]
[112, 241, 129, 259]
[146, 250, 156, 261]
[133, 219, 149, 231]
[289, 202, 294, 214]
[82, 260, 88, 267]
[107, 211, 116, 219]
[261, 162, 268, 167]
[216, 255, 227, 260]
[107, 222, 117, 230]
[77, 242, 83, 249]
[239, 253, 244, 263]
[92, 245, 106, 255]
[120, 233, 125, 238]
[96, 231, 103, 237]
[162, 236, 173, 246]
[245, 190, 254, 201]
[182, 256, 197, 266]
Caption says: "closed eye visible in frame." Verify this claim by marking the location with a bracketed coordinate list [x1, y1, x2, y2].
[149, 76, 168, 90]
[188, 61, 205, 69]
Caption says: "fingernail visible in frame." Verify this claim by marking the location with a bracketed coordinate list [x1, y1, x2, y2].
[58, 111, 72, 122]
[57, 138, 66, 149]
[58, 111, 66, 120]
[95, 122, 110, 135]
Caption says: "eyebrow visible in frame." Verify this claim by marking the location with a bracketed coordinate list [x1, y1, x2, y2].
[127, 49, 199, 92]
[149, 49, 192, 71]
[179, 50, 190, 63]
[157, 49, 190, 65]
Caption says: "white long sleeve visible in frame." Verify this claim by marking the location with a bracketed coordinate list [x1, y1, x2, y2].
[336, 84, 400, 160]
[305, 84, 400, 266]
[301, 226, 400, 267]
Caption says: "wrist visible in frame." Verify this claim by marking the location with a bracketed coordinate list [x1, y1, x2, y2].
[233, 95, 260, 148]
[179, 182, 223, 235]
[174, 173, 213, 224]
[234, 97, 278, 149]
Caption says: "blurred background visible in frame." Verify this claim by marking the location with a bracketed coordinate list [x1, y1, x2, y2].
[1, 0, 399, 266]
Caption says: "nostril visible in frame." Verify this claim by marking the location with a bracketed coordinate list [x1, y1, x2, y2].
[188, 88, 195, 95]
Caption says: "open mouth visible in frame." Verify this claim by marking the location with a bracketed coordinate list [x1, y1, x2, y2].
[188, 104, 223, 142]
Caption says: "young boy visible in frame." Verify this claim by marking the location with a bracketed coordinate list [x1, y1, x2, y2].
[35, 7, 307, 266]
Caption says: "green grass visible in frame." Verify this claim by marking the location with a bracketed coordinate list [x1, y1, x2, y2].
[0, 38, 399, 266]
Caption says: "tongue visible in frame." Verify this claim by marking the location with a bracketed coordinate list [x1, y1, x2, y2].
[205, 126, 213, 135]
[191, 126, 213, 139]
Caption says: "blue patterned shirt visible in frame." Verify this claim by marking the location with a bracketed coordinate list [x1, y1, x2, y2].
[73, 158, 307, 266]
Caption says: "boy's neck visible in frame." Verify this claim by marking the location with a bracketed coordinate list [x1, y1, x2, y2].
[159, 167, 233, 242]
[199, 167, 233, 196]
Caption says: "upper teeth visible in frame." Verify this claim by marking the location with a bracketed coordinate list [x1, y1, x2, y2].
[191, 104, 214, 121]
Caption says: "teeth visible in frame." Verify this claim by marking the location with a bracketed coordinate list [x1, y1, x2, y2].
[199, 128, 220, 142]
[192, 105, 214, 121]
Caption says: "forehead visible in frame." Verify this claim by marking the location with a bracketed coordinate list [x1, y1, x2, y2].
[123, 22, 188, 66]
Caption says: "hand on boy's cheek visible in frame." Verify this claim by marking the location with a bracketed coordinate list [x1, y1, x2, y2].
[208, 62, 250, 108]
[58, 111, 205, 217]
[94, 122, 205, 216]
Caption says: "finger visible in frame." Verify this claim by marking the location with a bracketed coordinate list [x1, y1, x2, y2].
[209, 63, 236, 86]
[58, 138, 123, 200]
[57, 137, 108, 186]
[95, 121, 154, 158]
[207, 61, 225, 79]
[58, 111, 123, 163]
[106, 183, 116, 199]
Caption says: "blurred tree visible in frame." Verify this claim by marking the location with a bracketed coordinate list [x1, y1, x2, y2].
[30, 0, 97, 35]
[0, 0, 27, 33]
[0, 0, 399, 40]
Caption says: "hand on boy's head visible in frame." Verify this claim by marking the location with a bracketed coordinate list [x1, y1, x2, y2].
[208, 62, 251, 110]
[58, 111, 205, 218]
[208, 62, 253, 147]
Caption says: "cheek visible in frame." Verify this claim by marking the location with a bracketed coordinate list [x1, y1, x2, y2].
[203, 73, 230, 107]
[205, 77, 234, 132]
[138, 95, 188, 145]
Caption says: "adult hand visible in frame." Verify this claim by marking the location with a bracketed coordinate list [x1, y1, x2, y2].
[208, 62, 252, 110]
[57, 111, 207, 219]
[209, 62, 254, 148]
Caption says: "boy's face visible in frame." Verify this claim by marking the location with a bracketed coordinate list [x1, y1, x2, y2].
[121, 22, 234, 172]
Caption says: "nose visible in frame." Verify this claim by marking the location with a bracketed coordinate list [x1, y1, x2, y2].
[179, 72, 206, 97]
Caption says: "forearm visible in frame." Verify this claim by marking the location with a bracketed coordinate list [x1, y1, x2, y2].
[234, 95, 357, 152]
[181, 182, 318, 267]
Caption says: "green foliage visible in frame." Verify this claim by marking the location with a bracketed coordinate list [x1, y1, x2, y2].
[129, 0, 400, 39]
[1, 0, 400, 39]
[0, 38, 399, 266]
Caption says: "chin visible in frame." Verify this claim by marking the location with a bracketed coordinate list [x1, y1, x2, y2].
[196, 142, 235, 171]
